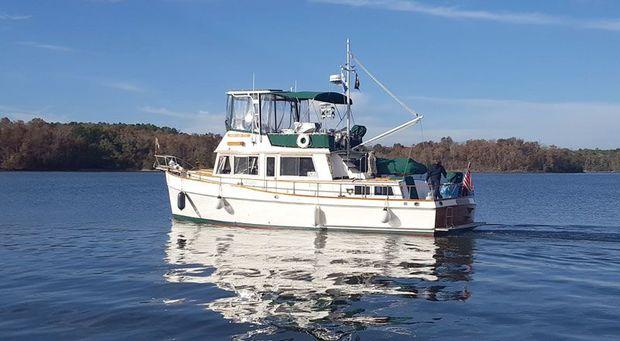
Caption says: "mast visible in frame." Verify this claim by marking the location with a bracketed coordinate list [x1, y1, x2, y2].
[345, 38, 351, 159]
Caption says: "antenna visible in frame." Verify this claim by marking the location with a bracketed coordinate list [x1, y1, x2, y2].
[345, 38, 351, 159]
[252, 72, 255, 90]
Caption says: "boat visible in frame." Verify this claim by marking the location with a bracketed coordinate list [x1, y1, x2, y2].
[155, 40, 479, 234]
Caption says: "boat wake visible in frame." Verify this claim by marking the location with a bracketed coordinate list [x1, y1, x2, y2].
[473, 223, 620, 242]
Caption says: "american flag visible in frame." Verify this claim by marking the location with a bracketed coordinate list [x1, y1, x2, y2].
[462, 162, 474, 194]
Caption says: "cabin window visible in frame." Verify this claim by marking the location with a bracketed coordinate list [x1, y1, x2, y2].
[354, 185, 371, 195]
[266, 157, 275, 177]
[299, 157, 315, 176]
[280, 157, 315, 176]
[216, 156, 231, 174]
[233, 156, 258, 175]
[374, 186, 394, 196]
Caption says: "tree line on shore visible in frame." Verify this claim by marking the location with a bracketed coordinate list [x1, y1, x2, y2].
[1, 118, 618, 172]
[0, 118, 220, 171]
[372, 137, 620, 173]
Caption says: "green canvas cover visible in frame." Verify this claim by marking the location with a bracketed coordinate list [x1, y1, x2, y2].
[376, 158, 428, 175]
[446, 172, 464, 183]
[276, 91, 352, 105]
[267, 133, 335, 150]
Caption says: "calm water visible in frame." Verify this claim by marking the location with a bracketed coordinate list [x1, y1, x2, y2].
[1, 172, 619, 340]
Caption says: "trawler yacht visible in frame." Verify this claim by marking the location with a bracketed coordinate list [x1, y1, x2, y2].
[156, 40, 478, 234]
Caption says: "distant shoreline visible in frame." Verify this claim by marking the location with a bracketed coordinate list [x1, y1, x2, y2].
[0, 168, 159, 173]
[1, 169, 618, 174]
[2, 118, 619, 173]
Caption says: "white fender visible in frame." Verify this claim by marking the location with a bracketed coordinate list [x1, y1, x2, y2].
[314, 205, 324, 227]
[215, 195, 224, 210]
[297, 134, 311, 148]
[380, 207, 391, 223]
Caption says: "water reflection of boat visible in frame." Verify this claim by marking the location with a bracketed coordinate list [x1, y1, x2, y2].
[165, 221, 475, 337]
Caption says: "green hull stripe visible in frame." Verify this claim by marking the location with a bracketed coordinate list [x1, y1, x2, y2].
[171, 214, 450, 234]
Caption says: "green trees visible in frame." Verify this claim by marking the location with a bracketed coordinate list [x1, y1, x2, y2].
[0, 117, 617, 172]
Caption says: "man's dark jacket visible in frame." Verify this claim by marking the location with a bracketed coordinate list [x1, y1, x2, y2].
[426, 163, 447, 183]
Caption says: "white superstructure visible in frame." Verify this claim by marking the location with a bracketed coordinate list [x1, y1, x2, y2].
[156, 41, 478, 234]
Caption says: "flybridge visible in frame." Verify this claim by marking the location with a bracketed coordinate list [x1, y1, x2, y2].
[225, 88, 356, 147]
[225, 39, 424, 155]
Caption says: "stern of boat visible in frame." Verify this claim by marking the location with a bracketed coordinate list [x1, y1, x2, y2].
[432, 197, 480, 233]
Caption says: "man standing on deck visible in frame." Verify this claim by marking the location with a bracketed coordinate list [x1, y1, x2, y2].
[427, 159, 447, 199]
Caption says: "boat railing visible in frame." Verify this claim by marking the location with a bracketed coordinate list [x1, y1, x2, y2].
[154, 155, 193, 174]
[190, 173, 389, 198]
[188, 172, 471, 201]
[260, 181, 348, 197]
[403, 183, 472, 200]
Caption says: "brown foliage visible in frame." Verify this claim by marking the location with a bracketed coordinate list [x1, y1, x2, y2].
[1, 118, 617, 172]
[0, 118, 220, 170]
[372, 137, 620, 173]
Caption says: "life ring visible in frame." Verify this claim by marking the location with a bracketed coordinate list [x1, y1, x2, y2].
[296, 134, 311, 148]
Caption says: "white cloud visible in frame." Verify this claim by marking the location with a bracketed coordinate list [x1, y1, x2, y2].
[341, 92, 620, 148]
[140, 106, 192, 118]
[0, 12, 31, 21]
[405, 96, 620, 149]
[140, 106, 225, 134]
[0, 104, 66, 122]
[17, 41, 75, 52]
[314, 0, 620, 32]
[102, 81, 147, 93]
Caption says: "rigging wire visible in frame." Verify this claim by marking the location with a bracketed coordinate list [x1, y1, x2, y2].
[406, 121, 426, 160]
[352, 54, 420, 118]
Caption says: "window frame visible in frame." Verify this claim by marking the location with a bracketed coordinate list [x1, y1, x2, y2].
[266, 156, 276, 177]
[354, 185, 371, 195]
[226, 94, 259, 133]
[278, 156, 316, 177]
[232, 155, 259, 175]
[374, 186, 394, 196]
[216, 155, 231, 175]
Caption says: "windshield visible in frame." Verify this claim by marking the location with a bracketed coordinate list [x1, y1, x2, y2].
[259, 94, 299, 134]
[226, 94, 259, 132]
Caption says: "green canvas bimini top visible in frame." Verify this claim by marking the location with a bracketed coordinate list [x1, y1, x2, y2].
[276, 91, 352, 105]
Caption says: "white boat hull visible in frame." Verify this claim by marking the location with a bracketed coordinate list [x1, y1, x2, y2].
[164, 172, 478, 234]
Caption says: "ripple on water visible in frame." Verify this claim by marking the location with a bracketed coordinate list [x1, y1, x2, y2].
[2, 172, 620, 339]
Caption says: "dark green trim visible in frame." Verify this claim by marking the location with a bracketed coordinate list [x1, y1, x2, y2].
[173, 214, 226, 225]
[275, 91, 351, 105]
[171, 214, 459, 235]
[267, 133, 335, 150]
[173, 214, 317, 231]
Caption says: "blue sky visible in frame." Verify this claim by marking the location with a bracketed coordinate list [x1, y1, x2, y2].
[1, 0, 619, 148]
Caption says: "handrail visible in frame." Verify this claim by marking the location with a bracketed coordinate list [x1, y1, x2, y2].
[154, 155, 194, 173]
[194, 171, 406, 187]
[185, 170, 471, 201]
